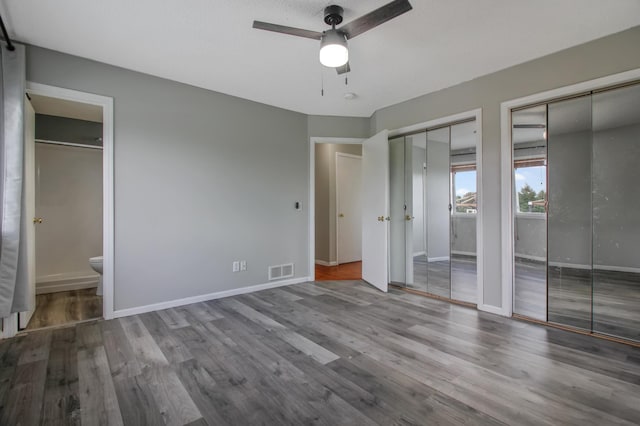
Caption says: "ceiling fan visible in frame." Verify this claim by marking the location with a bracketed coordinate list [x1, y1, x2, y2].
[253, 0, 413, 75]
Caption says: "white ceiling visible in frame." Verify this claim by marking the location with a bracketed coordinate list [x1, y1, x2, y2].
[29, 94, 103, 123]
[4, 1, 640, 117]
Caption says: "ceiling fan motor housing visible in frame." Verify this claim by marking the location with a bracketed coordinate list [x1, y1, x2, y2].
[324, 5, 344, 26]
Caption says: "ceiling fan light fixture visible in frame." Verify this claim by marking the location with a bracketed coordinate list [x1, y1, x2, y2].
[319, 29, 348, 67]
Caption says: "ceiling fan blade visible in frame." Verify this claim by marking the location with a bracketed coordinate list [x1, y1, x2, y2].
[340, 0, 412, 39]
[336, 62, 351, 75]
[252, 21, 323, 40]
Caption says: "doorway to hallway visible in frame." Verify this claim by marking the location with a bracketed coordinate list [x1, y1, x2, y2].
[313, 140, 364, 282]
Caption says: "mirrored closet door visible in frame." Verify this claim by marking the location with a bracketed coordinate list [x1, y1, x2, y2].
[511, 81, 640, 343]
[450, 122, 478, 304]
[591, 83, 640, 342]
[389, 120, 478, 304]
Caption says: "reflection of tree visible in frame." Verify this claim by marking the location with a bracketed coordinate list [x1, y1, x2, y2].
[456, 192, 477, 213]
[518, 184, 546, 213]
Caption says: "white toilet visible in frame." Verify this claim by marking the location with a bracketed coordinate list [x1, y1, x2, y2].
[89, 256, 103, 296]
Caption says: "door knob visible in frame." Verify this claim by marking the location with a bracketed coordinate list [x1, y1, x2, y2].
[405, 215, 414, 221]
[339, 213, 344, 218]
[377, 216, 384, 222]
[385, 217, 390, 221]
[33, 217, 43, 224]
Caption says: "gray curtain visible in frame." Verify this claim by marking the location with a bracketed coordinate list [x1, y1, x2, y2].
[0, 43, 27, 318]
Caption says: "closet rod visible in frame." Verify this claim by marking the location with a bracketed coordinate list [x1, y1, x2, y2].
[35, 139, 103, 150]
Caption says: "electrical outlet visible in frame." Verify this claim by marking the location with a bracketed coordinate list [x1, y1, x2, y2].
[232, 261, 240, 272]
[240, 260, 247, 271]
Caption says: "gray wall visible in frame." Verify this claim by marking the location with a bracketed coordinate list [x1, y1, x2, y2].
[371, 26, 640, 308]
[389, 138, 406, 282]
[514, 217, 546, 260]
[314, 143, 362, 264]
[35, 114, 103, 146]
[515, 107, 640, 272]
[27, 45, 309, 311]
[426, 140, 450, 260]
[451, 216, 476, 255]
[548, 128, 592, 267]
[307, 115, 370, 139]
[593, 124, 640, 270]
[412, 146, 425, 255]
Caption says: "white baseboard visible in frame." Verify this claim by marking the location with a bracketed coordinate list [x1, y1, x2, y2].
[451, 250, 476, 257]
[548, 261, 591, 270]
[514, 253, 546, 263]
[113, 276, 311, 319]
[478, 304, 509, 317]
[428, 256, 450, 262]
[513, 259, 640, 273]
[593, 264, 640, 274]
[412, 251, 426, 257]
[315, 260, 338, 266]
[0, 314, 18, 339]
[36, 273, 99, 294]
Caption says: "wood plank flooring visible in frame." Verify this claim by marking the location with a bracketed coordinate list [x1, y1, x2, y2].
[315, 261, 362, 281]
[409, 254, 477, 303]
[26, 288, 102, 330]
[514, 260, 640, 342]
[2, 280, 640, 425]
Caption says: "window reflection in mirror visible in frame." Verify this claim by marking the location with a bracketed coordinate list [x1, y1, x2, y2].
[512, 105, 548, 321]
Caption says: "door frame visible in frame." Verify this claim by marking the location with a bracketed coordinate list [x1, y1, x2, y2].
[309, 137, 364, 279]
[26, 82, 115, 321]
[387, 108, 484, 308]
[500, 68, 640, 318]
[335, 152, 362, 265]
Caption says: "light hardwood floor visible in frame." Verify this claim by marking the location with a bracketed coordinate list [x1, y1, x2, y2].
[2, 280, 640, 425]
[26, 288, 102, 330]
[315, 261, 362, 281]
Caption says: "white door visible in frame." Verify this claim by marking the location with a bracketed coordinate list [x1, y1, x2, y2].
[19, 96, 36, 329]
[336, 154, 362, 264]
[361, 130, 389, 292]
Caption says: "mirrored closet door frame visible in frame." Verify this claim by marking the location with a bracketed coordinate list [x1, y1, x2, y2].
[501, 68, 640, 345]
[387, 109, 484, 307]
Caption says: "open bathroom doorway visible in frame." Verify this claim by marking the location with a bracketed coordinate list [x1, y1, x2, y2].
[16, 83, 114, 332]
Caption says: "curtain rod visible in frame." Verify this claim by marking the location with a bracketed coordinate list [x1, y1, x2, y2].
[0, 14, 15, 51]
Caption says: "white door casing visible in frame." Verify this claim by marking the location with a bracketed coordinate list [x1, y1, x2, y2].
[26, 82, 114, 321]
[361, 130, 389, 292]
[336, 153, 362, 264]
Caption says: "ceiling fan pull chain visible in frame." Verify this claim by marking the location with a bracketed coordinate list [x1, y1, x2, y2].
[321, 67, 324, 96]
